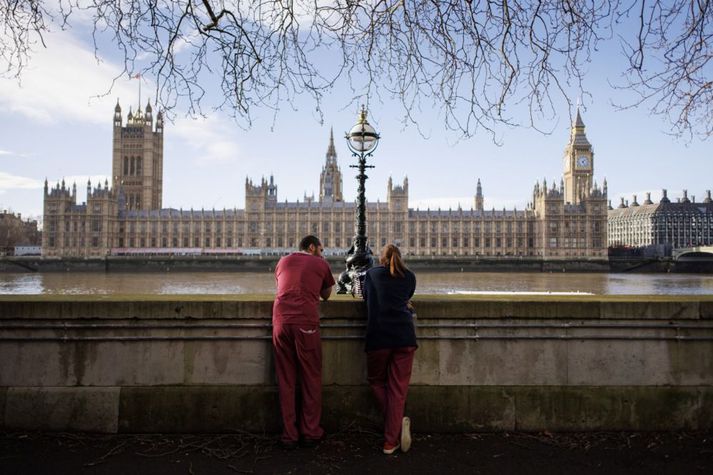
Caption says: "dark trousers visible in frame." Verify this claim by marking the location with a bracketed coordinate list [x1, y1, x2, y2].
[272, 322, 324, 443]
[366, 346, 416, 445]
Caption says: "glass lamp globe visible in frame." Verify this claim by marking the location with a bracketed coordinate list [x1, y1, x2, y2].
[347, 107, 379, 153]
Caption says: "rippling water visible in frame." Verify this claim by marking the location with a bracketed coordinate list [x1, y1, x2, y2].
[1, 271, 713, 295]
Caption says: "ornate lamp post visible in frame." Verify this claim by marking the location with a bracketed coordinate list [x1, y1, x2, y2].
[337, 106, 381, 295]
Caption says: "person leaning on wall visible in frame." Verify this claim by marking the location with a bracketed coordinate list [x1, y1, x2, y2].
[362, 243, 418, 455]
[272, 235, 335, 449]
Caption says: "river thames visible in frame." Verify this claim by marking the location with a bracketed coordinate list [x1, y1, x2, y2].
[1, 271, 713, 295]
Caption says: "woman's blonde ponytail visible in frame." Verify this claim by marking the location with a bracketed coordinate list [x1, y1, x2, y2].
[379, 244, 407, 278]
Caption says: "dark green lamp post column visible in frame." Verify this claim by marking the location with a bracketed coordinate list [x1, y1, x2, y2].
[337, 106, 380, 296]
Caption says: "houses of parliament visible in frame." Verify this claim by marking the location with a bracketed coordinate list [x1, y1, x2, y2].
[42, 103, 608, 260]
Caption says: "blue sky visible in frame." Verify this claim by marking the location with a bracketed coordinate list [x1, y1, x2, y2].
[0, 22, 710, 224]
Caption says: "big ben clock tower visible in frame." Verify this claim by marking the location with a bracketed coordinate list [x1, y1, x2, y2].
[563, 109, 594, 205]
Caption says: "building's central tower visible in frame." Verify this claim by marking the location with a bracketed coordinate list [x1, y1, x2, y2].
[112, 100, 164, 210]
[319, 128, 343, 202]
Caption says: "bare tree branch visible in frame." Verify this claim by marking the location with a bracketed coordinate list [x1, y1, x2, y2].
[1, 1, 711, 139]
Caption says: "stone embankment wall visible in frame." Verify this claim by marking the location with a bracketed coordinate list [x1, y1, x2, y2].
[0, 256, 613, 273]
[1, 296, 712, 432]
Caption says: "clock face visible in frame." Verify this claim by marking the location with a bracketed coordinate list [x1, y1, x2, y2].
[577, 155, 590, 168]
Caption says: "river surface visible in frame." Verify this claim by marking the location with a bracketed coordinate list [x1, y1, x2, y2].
[1, 271, 713, 295]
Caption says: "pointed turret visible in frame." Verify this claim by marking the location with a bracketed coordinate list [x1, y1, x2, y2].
[575, 108, 585, 128]
[475, 178, 484, 211]
[705, 190, 712, 203]
[326, 127, 337, 163]
[267, 174, 277, 200]
[570, 107, 591, 148]
[144, 99, 153, 126]
[44, 178, 48, 195]
[319, 127, 343, 202]
[155, 109, 163, 133]
[113, 99, 122, 127]
[644, 192, 653, 205]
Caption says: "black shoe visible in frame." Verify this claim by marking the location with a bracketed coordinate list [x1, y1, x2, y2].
[280, 440, 299, 450]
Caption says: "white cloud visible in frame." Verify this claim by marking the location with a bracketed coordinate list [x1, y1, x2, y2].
[0, 172, 43, 190]
[172, 116, 241, 163]
[0, 30, 143, 124]
[0, 150, 12, 156]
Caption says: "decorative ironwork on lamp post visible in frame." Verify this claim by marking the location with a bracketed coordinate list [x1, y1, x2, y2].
[336, 106, 380, 296]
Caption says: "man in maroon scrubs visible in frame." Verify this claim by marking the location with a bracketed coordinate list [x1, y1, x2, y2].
[272, 235, 335, 448]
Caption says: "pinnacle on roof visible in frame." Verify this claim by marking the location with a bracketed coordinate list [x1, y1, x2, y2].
[326, 126, 337, 162]
[575, 108, 585, 128]
[570, 107, 591, 148]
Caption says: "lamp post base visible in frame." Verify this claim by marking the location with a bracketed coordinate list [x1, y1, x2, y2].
[336, 245, 374, 296]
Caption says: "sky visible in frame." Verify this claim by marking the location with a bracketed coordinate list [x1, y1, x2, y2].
[0, 14, 710, 225]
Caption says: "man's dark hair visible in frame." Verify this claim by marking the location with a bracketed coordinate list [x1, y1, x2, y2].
[299, 235, 321, 251]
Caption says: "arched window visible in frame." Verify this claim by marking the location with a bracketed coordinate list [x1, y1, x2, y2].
[130, 157, 135, 175]
[123, 157, 129, 175]
[136, 157, 142, 175]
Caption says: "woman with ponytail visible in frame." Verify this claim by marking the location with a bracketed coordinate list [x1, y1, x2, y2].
[363, 244, 417, 455]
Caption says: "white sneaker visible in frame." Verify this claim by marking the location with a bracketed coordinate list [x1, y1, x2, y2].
[383, 442, 400, 454]
[400, 416, 412, 452]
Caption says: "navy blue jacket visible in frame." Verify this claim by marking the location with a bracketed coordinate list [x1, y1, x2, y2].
[363, 266, 417, 352]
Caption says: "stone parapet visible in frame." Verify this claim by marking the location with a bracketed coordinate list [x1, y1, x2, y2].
[1, 296, 712, 432]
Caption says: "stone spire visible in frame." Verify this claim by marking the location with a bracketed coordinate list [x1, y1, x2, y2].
[326, 127, 337, 164]
[475, 178, 484, 211]
[319, 127, 343, 202]
[570, 107, 591, 148]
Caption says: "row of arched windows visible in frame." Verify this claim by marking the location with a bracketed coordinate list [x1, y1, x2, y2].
[123, 156, 143, 176]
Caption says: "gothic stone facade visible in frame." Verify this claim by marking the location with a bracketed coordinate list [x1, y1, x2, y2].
[608, 190, 713, 249]
[42, 107, 608, 259]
